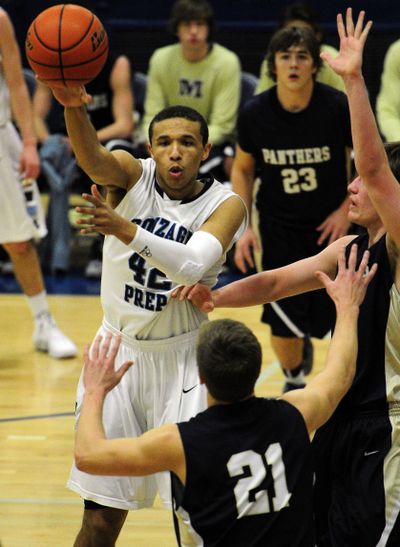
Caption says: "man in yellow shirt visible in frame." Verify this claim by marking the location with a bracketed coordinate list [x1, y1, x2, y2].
[143, 0, 241, 181]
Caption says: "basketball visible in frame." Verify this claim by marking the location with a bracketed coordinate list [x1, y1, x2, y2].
[25, 4, 109, 87]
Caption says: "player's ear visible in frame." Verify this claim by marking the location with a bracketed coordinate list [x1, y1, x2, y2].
[147, 142, 154, 159]
[201, 143, 212, 161]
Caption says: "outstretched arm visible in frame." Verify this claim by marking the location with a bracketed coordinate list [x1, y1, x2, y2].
[74, 334, 185, 480]
[322, 9, 400, 250]
[42, 83, 141, 190]
[282, 244, 377, 433]
[172, 235, 355, 311]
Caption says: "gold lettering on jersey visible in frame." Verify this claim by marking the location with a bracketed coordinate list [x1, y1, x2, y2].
[262, 146, 331, 165]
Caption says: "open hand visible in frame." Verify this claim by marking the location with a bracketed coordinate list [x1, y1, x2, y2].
[315, 243, 377, 311]
[320, 8, 372, 78]
[76, 184, 134, 242]
[83, 334, 133, 394]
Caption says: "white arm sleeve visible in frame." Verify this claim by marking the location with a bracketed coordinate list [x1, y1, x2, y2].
[130, 226, 223, 285]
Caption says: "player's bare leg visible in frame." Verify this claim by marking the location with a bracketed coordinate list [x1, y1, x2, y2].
[74, 506, 128, 547]
[2, 240, 77, 358]
[3, 240, 44, 295]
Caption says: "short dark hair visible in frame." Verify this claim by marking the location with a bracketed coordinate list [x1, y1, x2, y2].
[279, 2, 322, 39]
[266, 26, 322, 82]
[168, 0, 215, 40]
[197, 319, 262, 403]
[384, 142, 400, 182]
[148, 105, 209, 146]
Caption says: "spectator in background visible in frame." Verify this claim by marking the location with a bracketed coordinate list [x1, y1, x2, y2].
[34, 52, 134, 277]
[231, 25, 352, 392]
[376, 37, 400, 142]
[0, 7, 76, 358]
[143, 0, 241, 182]
[256, 2, 345, 94]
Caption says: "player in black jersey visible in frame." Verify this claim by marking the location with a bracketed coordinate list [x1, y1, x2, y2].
[172, 9, 400, 546]
[231, 23, 353, 392]
[73, 246, 374, 547]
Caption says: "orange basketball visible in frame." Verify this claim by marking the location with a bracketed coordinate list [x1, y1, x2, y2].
[25, 4, 109, 87]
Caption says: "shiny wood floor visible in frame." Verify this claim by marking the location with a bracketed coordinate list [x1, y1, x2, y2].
[0, 293, 329, 546]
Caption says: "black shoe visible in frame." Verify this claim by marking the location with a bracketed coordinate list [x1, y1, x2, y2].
[302, 335, 314, 376]
[283, 381, 306, 393]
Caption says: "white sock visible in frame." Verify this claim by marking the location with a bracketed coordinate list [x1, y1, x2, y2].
[283, 365, 305, 385]
[27, 291, 50, 320]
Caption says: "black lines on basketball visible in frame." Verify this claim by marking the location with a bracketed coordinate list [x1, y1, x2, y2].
[25, 4, 109, 87]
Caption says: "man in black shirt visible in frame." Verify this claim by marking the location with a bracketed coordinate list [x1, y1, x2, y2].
[74, 245, 374, 546]
[232, 25, 352, 391]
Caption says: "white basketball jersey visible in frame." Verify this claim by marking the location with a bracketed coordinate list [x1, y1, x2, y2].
[101, 157, 245, 340]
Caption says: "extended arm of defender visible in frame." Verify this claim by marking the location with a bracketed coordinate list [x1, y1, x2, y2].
[322, 9, 400, 249]
[281, 245, 377, 433]
[74, 335, 185, 481]
[172, 236, 355, 311]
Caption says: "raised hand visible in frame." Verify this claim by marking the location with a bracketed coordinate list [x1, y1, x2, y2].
[315, 244, 377, 311]
[320, 8, 372, 78]
[83, 334, 133, 395]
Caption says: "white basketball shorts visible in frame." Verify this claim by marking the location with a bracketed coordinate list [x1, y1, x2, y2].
[67, 321, 207, 510]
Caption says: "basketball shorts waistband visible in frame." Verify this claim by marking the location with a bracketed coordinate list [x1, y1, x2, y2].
[102, 318, 200, 353]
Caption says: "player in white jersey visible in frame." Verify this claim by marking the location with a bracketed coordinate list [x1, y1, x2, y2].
[46, 76, 247, 546]
[0, 7, 76, 359]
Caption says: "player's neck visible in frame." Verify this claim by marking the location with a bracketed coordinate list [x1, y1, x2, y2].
[207, 392, 256, 407]
[367, 223, 386, 247]
[181, 42, 209, 63]
[157, 177, 204, 201]
[276, 80, 314, 113]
